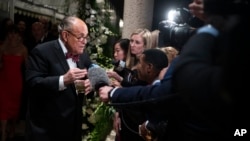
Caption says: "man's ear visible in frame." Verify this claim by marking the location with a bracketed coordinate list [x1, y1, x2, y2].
[147, 63, 153, 73]
[61, 31, 68, 41]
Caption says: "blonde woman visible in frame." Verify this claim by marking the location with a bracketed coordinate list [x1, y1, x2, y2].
[159, 46, 179, 65]
[157, 46, 179, 80]
[125, 28, 152, 70]
[114, 28, 152, 141]
[151, 29, 160, 48]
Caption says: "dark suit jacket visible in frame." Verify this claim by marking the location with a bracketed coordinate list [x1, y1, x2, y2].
[171, 31, 232, 140]
[110, 62, 179, 141]
[25, 40, 92, 141]
[110, 68, 176, 112]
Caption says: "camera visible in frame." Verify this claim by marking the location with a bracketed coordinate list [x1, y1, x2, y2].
[158, 8, 198, 51]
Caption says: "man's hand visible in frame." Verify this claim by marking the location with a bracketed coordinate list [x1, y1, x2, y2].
[110, 79, 122, 87]
[98, 86, 114, 102]
[113, 112, 121, 136]
[139, 121, 156, 141]
[189, 0, 206, 21]
[107, 71, 123, 82]
[63, 68, 87, 85]
[83, 79, 92, 94]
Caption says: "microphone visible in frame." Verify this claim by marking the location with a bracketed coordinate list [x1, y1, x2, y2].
[88, 67, 110, 91]
[112, 60, 126, 72]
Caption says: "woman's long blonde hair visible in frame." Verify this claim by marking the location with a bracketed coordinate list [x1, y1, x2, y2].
[159, 46, 179, 65]
[126, 28, 152, 69]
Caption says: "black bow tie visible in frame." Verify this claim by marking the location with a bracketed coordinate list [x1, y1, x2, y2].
[65, 52, 80, 62]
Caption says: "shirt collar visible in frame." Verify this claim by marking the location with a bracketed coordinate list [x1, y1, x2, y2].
[152, 79, 161, 85]
[58, 38, 67, 54]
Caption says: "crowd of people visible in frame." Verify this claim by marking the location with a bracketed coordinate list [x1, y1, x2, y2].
[99, 0, 249, 141]
[0, 0, 249, 141]
[0, 17, 59, 141]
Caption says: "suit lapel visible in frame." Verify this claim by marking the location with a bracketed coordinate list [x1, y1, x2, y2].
[77, 53, 88, 69]
[52, 41, 78, 95]
[53, 41, 69, 72]
[76, 59, 84, 69]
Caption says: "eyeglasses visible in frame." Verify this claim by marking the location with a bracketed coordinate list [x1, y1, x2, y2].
[65, 30, 88, 42]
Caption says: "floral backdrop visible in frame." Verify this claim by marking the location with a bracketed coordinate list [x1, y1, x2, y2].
[76, 0, 120, 140]
[78, 0, 119, 68]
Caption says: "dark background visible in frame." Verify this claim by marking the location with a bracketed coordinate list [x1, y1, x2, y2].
[109, 0, 193, 30]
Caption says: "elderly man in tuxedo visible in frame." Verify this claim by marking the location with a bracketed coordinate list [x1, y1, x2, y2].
[25, 16, 93, 141]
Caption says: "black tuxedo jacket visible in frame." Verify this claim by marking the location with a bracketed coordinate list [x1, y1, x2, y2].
[25, 40, 92, 141]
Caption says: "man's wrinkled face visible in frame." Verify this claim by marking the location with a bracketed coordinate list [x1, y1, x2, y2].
[64, 20, 89, 55]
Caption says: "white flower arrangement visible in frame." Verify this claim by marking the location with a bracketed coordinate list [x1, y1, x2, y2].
[77, 0, 118, 140]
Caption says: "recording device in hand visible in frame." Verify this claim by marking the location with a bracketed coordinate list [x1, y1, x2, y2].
[87, 67, 110, 91]
[112, 59, 126, 72]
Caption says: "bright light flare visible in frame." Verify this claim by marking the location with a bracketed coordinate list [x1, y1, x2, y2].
[167, 9, 178, 22]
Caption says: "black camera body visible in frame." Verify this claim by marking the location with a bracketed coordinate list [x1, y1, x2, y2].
[158, 8, 200, 51]
[158, 20, 196, 51]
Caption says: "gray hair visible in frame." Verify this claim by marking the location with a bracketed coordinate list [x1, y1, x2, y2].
[58, 16, 78, 33]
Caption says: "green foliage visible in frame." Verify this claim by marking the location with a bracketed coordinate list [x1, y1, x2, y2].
[87, 103, 115, 141]
[81, 96, 115, 141]
[95, 53, 113, 69]
[76, 0, 120, 140]
[77, 0, 119, 68]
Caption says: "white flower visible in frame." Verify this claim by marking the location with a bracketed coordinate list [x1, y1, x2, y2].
[96, 0, 104, 4]
[82, 123, 89, 130]
[97, 46, 103, 53]
[86, 108, 93, 115]
[88, 114, 96, 124]
[100, 34, 108, 44]
[90, 9, 97, 14]
[90, 14, 96, 19]
[104, 30, 110, 35]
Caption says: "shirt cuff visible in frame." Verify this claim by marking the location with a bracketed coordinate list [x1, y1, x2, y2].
[145, 120, 149, 130]
[109, 87, 118, 98]
[59, 75, 67, 91]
